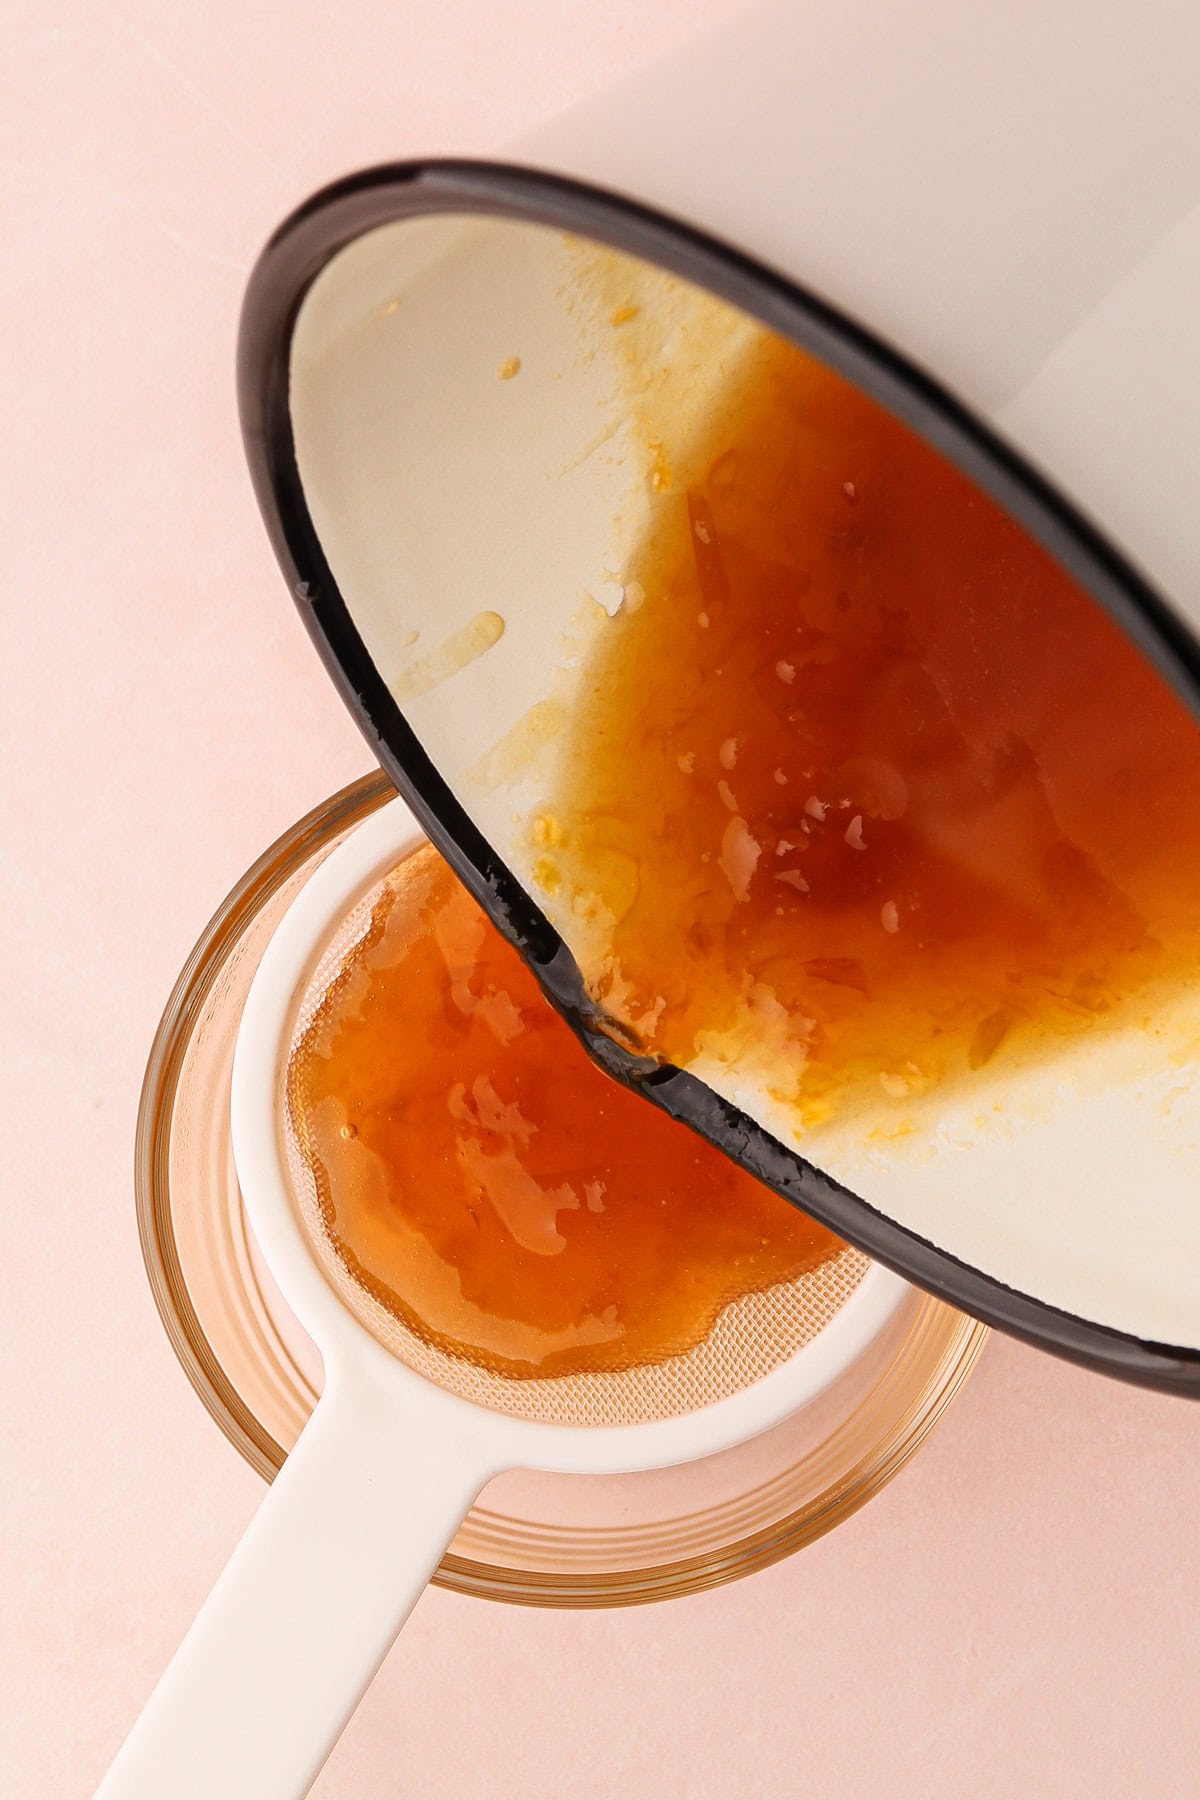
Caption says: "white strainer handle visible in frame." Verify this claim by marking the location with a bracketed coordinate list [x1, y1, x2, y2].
[94, 1367, 490, 1800]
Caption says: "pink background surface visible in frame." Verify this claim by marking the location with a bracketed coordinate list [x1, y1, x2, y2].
[5, 4, 1200, 1795]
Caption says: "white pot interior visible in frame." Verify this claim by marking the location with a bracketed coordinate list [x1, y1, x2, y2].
[288, 212, 1200, 1354]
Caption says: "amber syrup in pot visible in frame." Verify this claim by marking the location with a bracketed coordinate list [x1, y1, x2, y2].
[540, 333, 1200, 1129]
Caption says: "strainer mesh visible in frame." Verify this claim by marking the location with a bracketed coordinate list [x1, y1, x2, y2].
[281, 869, 868, 1427]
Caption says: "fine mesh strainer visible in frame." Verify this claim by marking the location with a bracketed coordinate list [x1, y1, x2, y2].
[98, 796, 905, 1800]
[284, 855, 872, 1428]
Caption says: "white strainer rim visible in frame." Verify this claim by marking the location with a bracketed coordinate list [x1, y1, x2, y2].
[230, 793, 908, 1477]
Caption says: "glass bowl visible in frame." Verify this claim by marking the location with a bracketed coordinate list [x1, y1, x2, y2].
[136, 771, 988, 1607]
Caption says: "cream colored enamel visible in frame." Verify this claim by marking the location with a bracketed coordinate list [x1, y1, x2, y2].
[694, 978, 1200, 1348]
[291, 219, 755, 862]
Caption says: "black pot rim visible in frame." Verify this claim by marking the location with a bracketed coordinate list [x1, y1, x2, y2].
[237, 156, 1200, 1399]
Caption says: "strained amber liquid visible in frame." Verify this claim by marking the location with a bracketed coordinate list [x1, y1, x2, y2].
[544, 332, 1200, 1126]
[287, 846, 838, 1380]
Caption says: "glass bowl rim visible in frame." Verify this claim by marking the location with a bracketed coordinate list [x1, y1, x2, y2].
[135, 769, 989, 1607]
